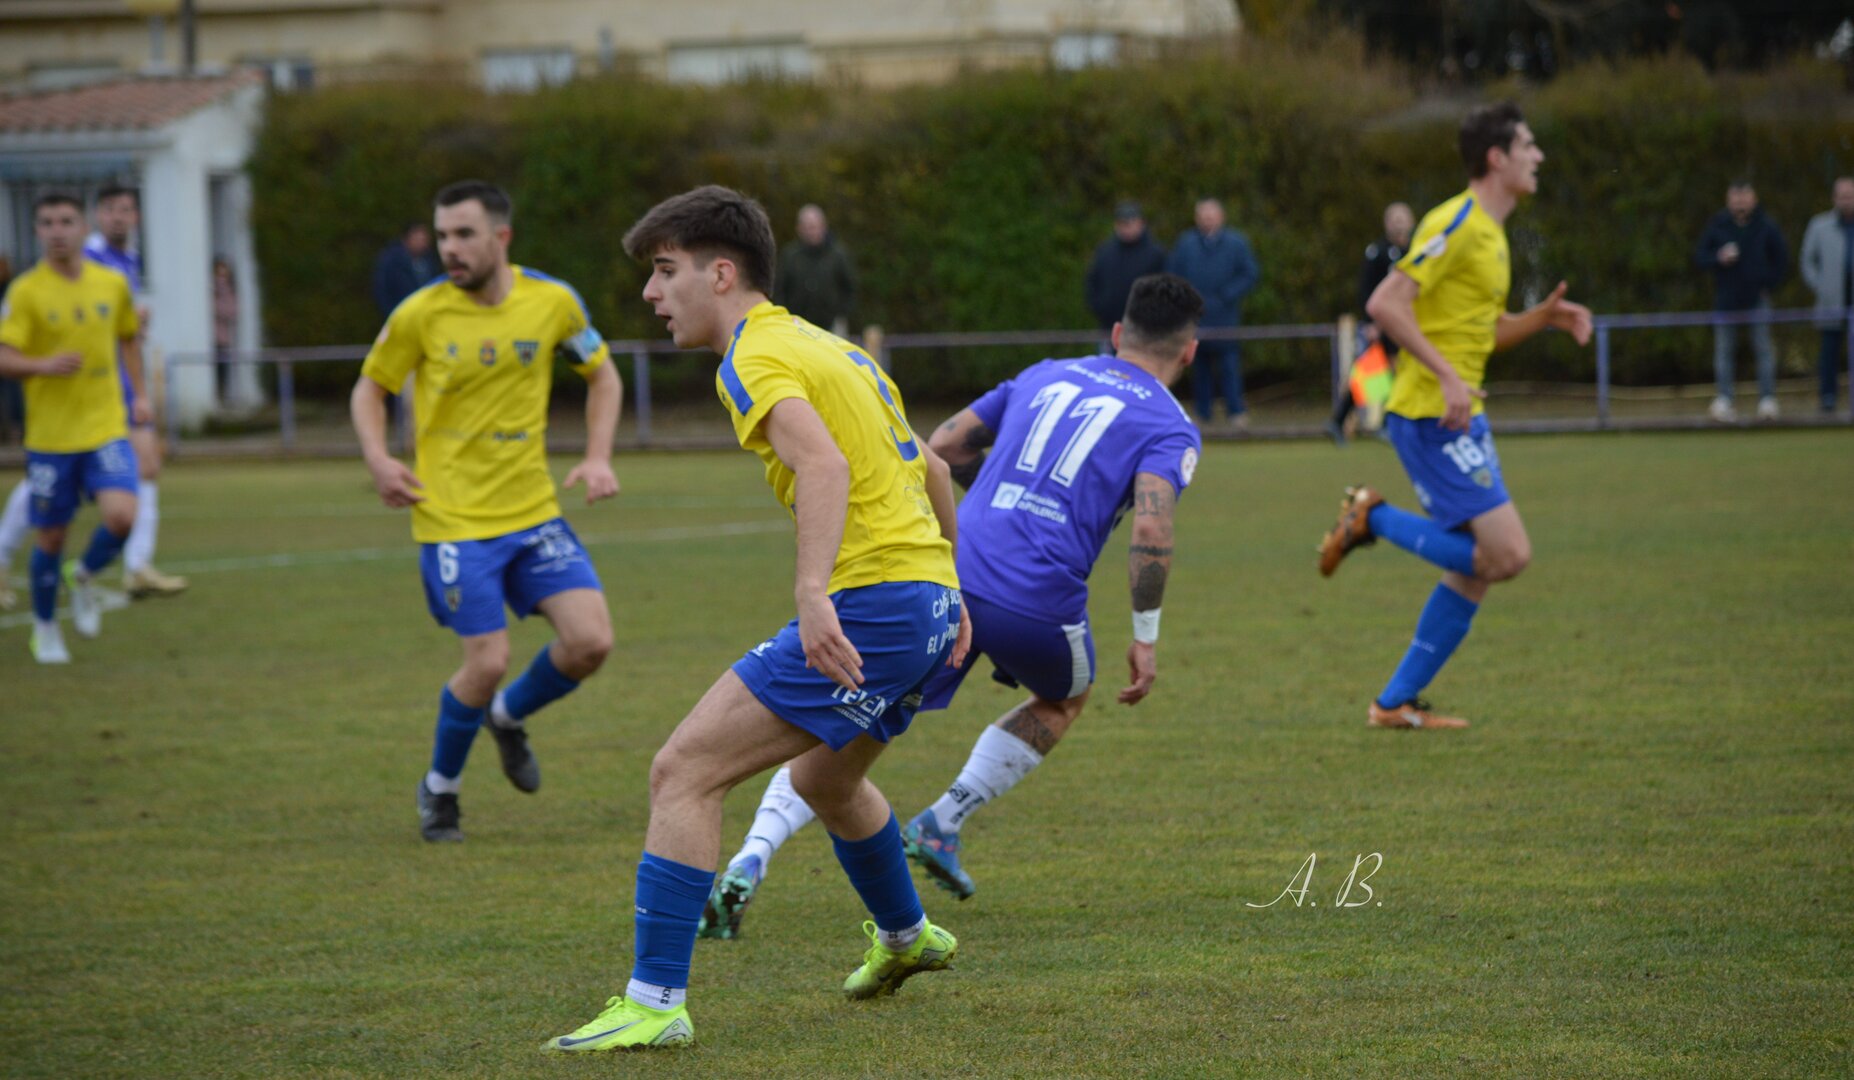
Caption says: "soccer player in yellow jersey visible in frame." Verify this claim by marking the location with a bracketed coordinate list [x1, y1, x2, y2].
[1319, 102, 1593, 730]
[351, 181, 622, 842]
[0, 193, 146, 664]
[541, 186, 971, 1053]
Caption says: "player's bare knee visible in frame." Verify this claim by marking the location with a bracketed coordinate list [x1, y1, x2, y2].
[101, 506, 135, 537]
[560, 629, 612, 675]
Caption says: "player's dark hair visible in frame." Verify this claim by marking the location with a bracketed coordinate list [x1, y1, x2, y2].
[33, 192, 83, 215]
[1120, 273, 1204, 353]
[96, 184, 138, 206]
[1459, 101, 1525, 179]
[622, 185, 777, 295]
[434, 180, 513, 224]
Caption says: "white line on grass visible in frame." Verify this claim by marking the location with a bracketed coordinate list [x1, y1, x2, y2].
[0, 519, 788, 633]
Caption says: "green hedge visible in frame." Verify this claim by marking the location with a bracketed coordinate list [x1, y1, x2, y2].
[248, 46, 1854, 399]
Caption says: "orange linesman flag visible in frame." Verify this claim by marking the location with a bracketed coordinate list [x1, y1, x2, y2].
[1348, 342, 1393, 407]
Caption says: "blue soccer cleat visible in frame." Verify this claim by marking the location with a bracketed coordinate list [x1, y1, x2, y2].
[903, 809, 975, 901]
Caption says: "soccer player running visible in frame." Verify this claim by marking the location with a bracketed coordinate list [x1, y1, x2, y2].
[1319, 102, 1592, 729]
[350, 180, 622, 841]
[699, 273, 1206, 937]
[0, 186, 185, 605]
[0, 193, 146, 663]
[541, 186, 969, 1053]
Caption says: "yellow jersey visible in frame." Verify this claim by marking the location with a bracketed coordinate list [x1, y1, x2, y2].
[0, 260, 138, 453]
[719, 302, 957, 593]
[1386, 190, 1510, 420]
[361, 266, 609, 543]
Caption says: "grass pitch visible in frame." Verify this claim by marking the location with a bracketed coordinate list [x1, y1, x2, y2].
[2, 430, 1850, 1078]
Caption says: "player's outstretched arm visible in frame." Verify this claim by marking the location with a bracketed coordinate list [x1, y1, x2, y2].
[0, 344, 81, 378]
[1120, 472, 1177, 706]
[563, 360, 622, 504]
[1495, 280, 1593, 351]
[1367, 269, 1482, 431]
[350, 376, 424, 508]
[927, 407, 995, 490]
[763, 397, 862, 690]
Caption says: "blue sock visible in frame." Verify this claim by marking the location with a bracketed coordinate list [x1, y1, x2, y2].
[430, 686, 484, 780]
[1367, 503, 1476, 576]
[29, 547, 59, 622]
[500, 644, 580, 723]
[80, 524, 128, 576]
[830, 811, 925, 934]
[1377, 583, 1479, 708]
[631, 852, 715, 989]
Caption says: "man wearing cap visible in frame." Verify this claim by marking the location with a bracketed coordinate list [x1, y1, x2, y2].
[1085, 201, 1168, 345]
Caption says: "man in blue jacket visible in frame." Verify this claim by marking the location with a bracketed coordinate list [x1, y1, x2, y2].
[1695, 182, 1789, 422]
[1085, 201, 1168, 338]
[1167, 197, 1260, 430]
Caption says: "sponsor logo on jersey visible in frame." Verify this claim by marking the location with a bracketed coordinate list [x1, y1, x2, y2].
[1181, 447, 1199, 486]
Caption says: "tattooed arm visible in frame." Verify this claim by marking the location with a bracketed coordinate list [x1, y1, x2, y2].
[1120, 472, 1177, 705]
[926, 407, 996, 490]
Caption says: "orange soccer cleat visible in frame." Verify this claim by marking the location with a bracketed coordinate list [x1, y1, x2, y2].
[1317, 486, 1384, 577]
[1367, 698, 1470, 730]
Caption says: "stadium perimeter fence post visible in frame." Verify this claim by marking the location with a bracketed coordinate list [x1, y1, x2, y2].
[278, 359, 296, 451]
[1330, 318, 1346, 410]
[1594, 322, 1611, 429]
[163, 351, 181, 448]
[631, 348, 653, 447]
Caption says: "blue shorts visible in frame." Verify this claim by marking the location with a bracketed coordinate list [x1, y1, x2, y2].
[419, 518, 602, 637]
[26, 439, 140, 527]
[919, 591, 1095, 710]
[1386, 413, 1511, 530]
[732, 581, 963, 750]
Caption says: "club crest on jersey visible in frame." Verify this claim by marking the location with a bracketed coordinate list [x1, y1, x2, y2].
[444, 586, 461, 612]
[95, 303, 111, 320]
[444, 341, 458, 359]
[1472, 467, 1494, 489]
[1181, 447, 1199, 486]
[479, 339, 497, 366]
[514, 340, 539, 367]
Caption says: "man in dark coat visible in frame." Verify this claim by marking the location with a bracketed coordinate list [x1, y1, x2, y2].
[775, 204, 858, 335]
[1695, 182, 1789, 421]
[372, 222, 439, 318]
[1167, 197, 1260, 429]
[1085, 201, 1168, 337]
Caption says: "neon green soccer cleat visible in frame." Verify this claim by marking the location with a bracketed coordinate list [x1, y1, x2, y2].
[841, 919, 958, 1000]
[541, 996, 694, 1053]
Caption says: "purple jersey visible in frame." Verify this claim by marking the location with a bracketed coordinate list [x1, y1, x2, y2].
[956, 355, 1201, 624]
[84, 234, 142, 295]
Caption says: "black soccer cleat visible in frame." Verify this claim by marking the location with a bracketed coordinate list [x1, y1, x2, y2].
[487, 721, 541, 793]
[417, 779, 464, 842]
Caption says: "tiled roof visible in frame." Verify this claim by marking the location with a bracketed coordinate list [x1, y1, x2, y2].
[0, 70, 263, 134]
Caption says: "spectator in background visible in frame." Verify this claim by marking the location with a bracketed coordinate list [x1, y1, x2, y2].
[1167, 197, 1260, 430]
[372, 222, 439, 318]
[775, 204, 857, 336]
[1085, 200, 1168, 343]
[1799, 176, 1854, 414]
[212, 256, 239, 403]
[1327, 201, 1414, 444]
[1695, 181, 1789, 422]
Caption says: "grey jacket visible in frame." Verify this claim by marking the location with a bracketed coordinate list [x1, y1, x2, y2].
[1799, 210, 1854, 329]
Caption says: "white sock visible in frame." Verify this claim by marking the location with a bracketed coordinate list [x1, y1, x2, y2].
[927, 725, 1044, 833]
[730, 766, 815, 874]
[879, 915, 927, 951]
[626, 978, 686, 1011]
[424, 769, 461, 795]
[123, 480, 158, 573]
[487, 689, 517, 729]
[0, 480, 30, 568]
